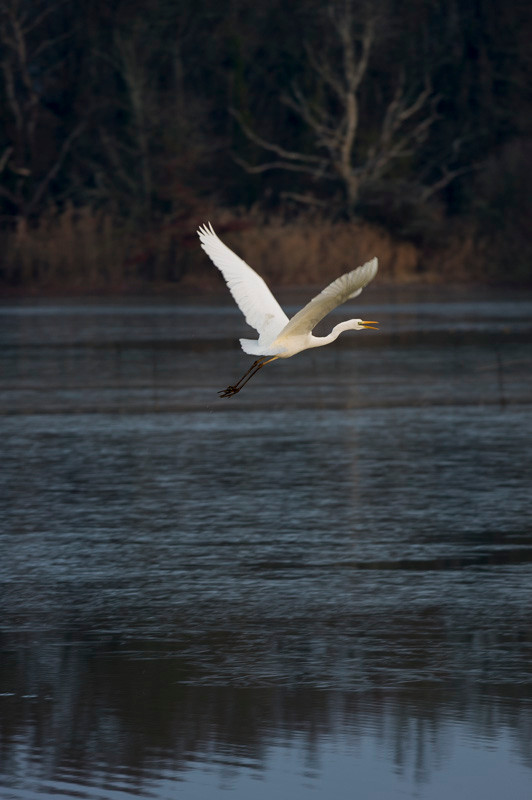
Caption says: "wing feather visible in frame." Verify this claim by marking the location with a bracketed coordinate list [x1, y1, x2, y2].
[198, 223, 288, 341]
[280, 257, 378, 337]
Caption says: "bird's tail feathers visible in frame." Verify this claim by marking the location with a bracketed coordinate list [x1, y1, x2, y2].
[240, 338, 280, 356]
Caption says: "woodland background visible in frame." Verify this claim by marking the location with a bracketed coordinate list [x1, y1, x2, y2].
[0, 0, 531, 293]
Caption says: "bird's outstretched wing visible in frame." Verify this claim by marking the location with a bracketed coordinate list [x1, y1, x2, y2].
[198, 223, 289, 341]
[280, 257, 378, 337]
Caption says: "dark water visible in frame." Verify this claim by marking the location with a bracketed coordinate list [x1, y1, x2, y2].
[1, 289, 532, 799]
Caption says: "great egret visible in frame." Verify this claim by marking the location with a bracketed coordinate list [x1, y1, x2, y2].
[198, 223, 379, 397]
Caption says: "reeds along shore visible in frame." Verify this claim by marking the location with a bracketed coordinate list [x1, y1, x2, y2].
[0, 206, 526, 295]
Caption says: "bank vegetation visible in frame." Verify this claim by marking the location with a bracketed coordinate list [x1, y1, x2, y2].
[1, 0, 530, 292]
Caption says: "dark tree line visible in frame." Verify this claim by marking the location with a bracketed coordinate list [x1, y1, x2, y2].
[0, 0, 531, 281]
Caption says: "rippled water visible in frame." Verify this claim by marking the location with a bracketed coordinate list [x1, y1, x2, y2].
[1, 289, 531, 798]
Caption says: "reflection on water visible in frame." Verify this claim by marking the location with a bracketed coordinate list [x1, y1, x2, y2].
[0, 290, 531, 799]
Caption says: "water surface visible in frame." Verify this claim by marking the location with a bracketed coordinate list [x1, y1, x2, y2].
[1, 289, 531, 798]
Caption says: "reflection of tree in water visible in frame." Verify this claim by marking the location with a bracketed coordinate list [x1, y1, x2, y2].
[0, 630, 531, 790]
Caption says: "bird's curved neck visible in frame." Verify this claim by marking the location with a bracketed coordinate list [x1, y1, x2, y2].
[311, 321, 353, 348]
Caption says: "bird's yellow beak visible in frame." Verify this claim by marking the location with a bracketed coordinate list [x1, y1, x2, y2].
[360, 320, 379, 330]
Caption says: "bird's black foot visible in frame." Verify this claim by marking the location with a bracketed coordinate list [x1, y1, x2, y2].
[218, 385, 240, 398]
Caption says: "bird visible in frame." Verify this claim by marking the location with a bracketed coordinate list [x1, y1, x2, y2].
[198, 223, 379, 397]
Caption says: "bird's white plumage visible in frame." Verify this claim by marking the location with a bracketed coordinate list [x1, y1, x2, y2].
[279, 257, 378, 338]
[198, 223, 288, 344]
[198, 223, 379, 390]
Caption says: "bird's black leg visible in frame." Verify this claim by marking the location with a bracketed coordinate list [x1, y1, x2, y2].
[218, 358, 265, 397]
[233, 358, 266, 388]
[218, 357, 268, 397]
[218, 356, 279, 398]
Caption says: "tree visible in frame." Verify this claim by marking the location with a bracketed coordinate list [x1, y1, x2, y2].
[0, 0, 84, 217]
[230, 0, 466, 217]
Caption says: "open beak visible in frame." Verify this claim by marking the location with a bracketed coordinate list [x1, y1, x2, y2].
[360, 320, 379, 330]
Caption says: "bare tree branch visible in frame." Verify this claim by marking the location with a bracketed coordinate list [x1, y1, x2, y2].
[230, 109, 325, 165]
[419, 163, 480, 203]
[32, 29, 72, 60]
[366, 84, 440, 182]
[0, 145, 13, 174]
[282, 86, 340, 151]
[280, 190, 330, 207]
[0, 184, 19, 204]
[231, 152, 332, 178]
[303, 41, 345, 101]
[15, 0, 66, 36]
[26, 121, 86, 215]
[1, 55, 24, 133]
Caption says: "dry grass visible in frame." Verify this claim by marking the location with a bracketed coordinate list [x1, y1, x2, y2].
[430, 230, 479, 282]
[0, 204, 509, 294]
[1, 205, 135, 290]
[217, 214, 420, 286]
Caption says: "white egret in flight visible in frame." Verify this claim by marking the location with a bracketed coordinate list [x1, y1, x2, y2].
[198, 223, 379, 397]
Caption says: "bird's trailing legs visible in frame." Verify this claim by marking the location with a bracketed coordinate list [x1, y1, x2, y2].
[219, 356, 279, 398]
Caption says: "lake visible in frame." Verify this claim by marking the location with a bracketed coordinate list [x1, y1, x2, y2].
[1, 287, 531, 799]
